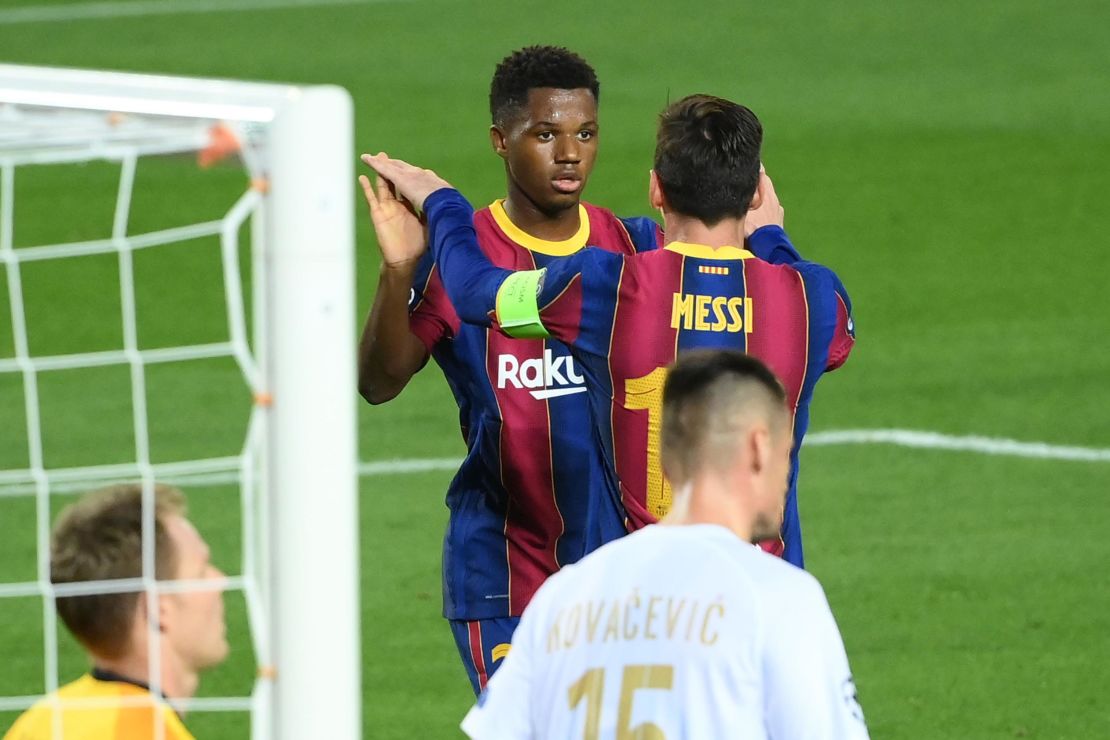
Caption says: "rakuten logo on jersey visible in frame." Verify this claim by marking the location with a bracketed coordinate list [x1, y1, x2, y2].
[496, 350, 586, 400]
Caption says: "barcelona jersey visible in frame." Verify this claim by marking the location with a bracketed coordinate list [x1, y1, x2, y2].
[425, 189, 855, 568]
[408, 199, 661, 619]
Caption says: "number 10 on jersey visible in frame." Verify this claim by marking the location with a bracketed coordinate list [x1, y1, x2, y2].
[626, 367, 672, 518]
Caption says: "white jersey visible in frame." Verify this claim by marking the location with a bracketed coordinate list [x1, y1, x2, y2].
[461, 524, 869, 740]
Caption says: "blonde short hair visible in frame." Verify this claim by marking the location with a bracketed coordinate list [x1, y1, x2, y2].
[51, 483, 186, 658]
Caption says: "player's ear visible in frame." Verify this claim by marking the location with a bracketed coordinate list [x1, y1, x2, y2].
[129, 593, 161, 647]
[747, 176, 764, 212]
[489, 126, 508, 160]
[649, 170, 666, 210]
[749, 425, 771, 477]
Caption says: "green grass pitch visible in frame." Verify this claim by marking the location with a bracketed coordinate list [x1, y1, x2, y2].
[2, 0, 1109, 737]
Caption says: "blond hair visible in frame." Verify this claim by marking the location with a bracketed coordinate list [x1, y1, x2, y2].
[51, 483, 186, 658]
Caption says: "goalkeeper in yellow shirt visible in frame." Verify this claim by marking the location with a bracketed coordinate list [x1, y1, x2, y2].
[5, 484, 228, 740]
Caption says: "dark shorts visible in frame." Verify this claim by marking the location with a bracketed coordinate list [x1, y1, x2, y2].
[449, 616, 521, 695]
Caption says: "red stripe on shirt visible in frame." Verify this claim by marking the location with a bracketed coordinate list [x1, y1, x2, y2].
[487, 331, 562, 613]
[744, 262, 810, 411]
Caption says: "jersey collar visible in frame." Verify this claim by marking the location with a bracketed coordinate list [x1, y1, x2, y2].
[664, 241, 755, 260]
[489, 199, 590, 256]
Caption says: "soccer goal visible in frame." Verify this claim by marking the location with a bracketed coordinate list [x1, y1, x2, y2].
[0, 65, 359, 738]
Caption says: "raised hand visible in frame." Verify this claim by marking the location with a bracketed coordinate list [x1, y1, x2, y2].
[358, 161, 426, 270]
[744, 166, 785, 238]
[360, 152, 452, 211]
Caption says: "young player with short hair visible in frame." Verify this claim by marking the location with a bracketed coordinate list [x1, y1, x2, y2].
[461, 350, 869, 738]
[361, 93, 854, 575]
[4, 484, 228, 740]
[359, 46, 666, 694]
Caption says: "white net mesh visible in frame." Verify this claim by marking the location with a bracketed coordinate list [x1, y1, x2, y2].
[0, 102, 272, 737]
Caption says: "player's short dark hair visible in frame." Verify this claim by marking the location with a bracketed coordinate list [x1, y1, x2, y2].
[653, 95, 763, 227]
[661, 350, 787, 481]
[489, 46, 600, 127]
[51, 484, 184, 659]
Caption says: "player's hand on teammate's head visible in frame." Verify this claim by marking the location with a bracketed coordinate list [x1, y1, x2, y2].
[360, 152, 451, 211]
[743, 166, 785, 238]
[359, 153, 430, 270]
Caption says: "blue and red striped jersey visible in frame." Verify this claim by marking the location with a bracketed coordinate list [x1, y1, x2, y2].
[425, 188, 854, 568]
[407, 199, 661, 619]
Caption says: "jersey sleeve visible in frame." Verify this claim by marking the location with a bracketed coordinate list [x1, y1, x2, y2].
[793, 260, 855, 372]
[746, 225, 804, 265]
[407, 249, 460, 350]
[825, 269, 855, 371]
[619, 215, 664, 253]
[424, 188, 513, 327]
[425, 188, 620, 352]
[534, 248, 623, 356]
[761, 576, 870, 740]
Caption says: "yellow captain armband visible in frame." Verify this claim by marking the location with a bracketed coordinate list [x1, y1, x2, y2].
[495, 269, 550, 339]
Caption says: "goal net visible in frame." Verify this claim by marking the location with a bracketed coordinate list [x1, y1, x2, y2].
[0, 65, 359, 739]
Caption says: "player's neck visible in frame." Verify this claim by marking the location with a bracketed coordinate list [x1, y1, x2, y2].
[502, 190, 582, 242]
[661, 478, 754, 542]
[662, 212, 745, 250]
[94, 648, 198, 702]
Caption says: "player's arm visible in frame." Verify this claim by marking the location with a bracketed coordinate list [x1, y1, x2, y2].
[743, 167, 855, 370]
[362, 153, 600, 344]
[619, 215, 664, 252]
[357, 266, 430, 404]
[361, 153, 513, 326]
[762, 577, 871, 740]
[426, 189, 608, 343]
[797, 260, 855, 372]
[355, 172, 432, 404]
[745, 169, 806, 265]
[824, 269, 855, 371]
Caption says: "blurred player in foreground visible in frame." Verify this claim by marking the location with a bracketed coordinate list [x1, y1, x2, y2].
[361, 94, 854, 572]
[357, 46, 664, 693]
[4, 484, 227, 740]
[461, 350, 870, 738]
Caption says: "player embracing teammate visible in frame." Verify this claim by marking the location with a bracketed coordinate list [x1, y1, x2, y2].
[359, 47, 664, 693]
[359, 45, 846, 701]
[363, 92, 865, 738]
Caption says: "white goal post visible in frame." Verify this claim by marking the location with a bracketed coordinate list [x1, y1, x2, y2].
[0, 64, 360, 739]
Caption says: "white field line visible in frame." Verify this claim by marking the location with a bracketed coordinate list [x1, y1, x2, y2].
[357, 428, 1110, 476]
[804, 428, 1110, 462]
[0, 0, 404, 25]
[0, 429, 1105, 497]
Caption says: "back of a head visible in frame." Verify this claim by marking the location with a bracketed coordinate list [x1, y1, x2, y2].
[653, 94, 763, 226]
[51, 483, 184, 659]
[661, 349, 787, 484]
[489, 45, 600, 127]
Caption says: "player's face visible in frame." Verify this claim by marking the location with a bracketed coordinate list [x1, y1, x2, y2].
[162, 515, 229, 672]
[492, 87, 599, 215]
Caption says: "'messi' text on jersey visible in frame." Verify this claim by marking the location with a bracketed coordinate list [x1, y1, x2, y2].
[670, 294, 754, 333]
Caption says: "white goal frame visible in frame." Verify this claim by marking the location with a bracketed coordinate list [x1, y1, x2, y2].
[0, 64, 360, 739]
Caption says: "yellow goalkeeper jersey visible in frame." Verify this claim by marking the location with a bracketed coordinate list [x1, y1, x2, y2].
[3, 673, 194, 740]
